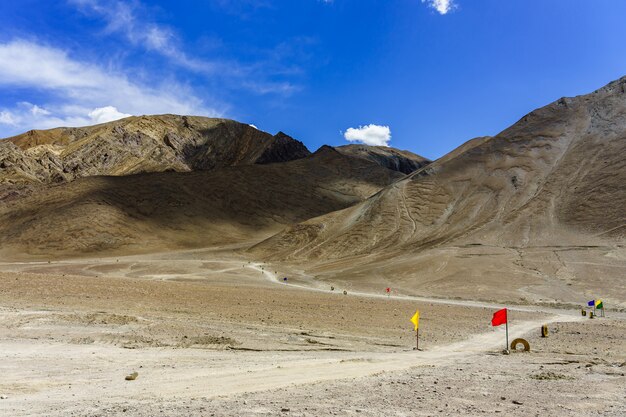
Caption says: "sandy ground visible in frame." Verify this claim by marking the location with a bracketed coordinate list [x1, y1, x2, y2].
[0, 250, 624, 416]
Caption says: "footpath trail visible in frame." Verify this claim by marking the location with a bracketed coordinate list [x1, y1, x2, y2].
[247, 263, 583, 316]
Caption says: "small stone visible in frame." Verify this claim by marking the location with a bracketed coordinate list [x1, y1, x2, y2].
[512, 400, 523, 405]
[281, 408, 290, 412]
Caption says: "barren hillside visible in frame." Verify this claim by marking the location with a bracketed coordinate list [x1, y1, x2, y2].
[0, 146, 404, 258]
[252, 77, 626, 305]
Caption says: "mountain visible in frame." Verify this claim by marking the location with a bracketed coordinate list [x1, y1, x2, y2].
[0, 145, 405, 258]
[2, 78, 624, 304]
[0, 115, 310, 184]
[252, 77, 626, 304]
[334, 144, 430, 174]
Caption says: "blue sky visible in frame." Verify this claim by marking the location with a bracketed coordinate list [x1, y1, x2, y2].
[1, 0, 625, 159]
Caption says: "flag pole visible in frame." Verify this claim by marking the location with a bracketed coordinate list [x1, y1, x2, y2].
[416, 328, 419, 350]
[505, 319, 509, 351]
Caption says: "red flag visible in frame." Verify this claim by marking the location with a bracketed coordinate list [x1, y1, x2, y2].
[386, 287, 391, 293]
[491, 308, 507, 326]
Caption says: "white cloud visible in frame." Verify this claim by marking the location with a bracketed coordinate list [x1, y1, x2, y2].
[88, 106, 132, 124]
[0, 106, 75, 132]
[0, 102, 130, 132]
[0, 39, 220, 136]
[344, 124, 391, 147]
[0, 111, 18, 126]
[421, 0, 456, 15]
[28, 104, 51, 117]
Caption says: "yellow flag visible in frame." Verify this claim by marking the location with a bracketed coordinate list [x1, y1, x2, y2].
[410, 310, 420, 330]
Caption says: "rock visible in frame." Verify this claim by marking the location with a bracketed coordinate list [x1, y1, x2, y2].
[512, 400, 523, 405]
[125, 372, 139, 381]
[2, 117, 312, 185]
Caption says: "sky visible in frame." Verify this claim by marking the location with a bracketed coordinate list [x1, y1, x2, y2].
[1, 0, 626, 159]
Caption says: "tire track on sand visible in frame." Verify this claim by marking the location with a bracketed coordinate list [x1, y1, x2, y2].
[144, 314, 584, 398]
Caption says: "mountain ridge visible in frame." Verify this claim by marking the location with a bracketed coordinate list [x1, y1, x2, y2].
[0, 114, 431, 185]
[0, 115, 311, 184]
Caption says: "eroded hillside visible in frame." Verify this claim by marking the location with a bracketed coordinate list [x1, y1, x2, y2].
[0, 115, 310, 184]
[251, 77, 626, 305]
[0, 146, 405, 257]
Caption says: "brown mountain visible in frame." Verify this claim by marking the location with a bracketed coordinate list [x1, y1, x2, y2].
[1, 115, 310, 184]
[334, 144, 430, 174]
[0, 145, 404, 258]
[252, 77, 626, 305]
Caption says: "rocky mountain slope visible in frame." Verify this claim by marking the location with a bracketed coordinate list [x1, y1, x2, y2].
[256, 77, 626, 258]
[0, 146, 405, 257]
[334, 144, 430, 174]
[0, 115, 311, 184]
[251, 77, 626, 305]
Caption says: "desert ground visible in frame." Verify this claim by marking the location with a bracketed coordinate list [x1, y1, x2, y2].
[0, 248, 624, 416]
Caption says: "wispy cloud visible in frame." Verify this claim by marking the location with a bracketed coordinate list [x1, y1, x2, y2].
[344, 124, 391, 147]
[421, 0, 456, 15]
[0, 39, 219, 136]
[69, 0, 301, 95]
[69, 0, 220, 74]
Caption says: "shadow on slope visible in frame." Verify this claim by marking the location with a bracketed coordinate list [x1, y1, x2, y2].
[253, 76, 626, 262]
[0, 147, 404, 258]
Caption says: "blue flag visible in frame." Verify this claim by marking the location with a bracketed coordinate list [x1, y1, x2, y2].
[587, 300, 595, 306]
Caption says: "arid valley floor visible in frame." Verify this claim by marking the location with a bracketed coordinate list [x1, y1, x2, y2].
[0, 248, 624, 416]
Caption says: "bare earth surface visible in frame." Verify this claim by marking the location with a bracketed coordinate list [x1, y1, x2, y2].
[0, 250, 624, 416]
